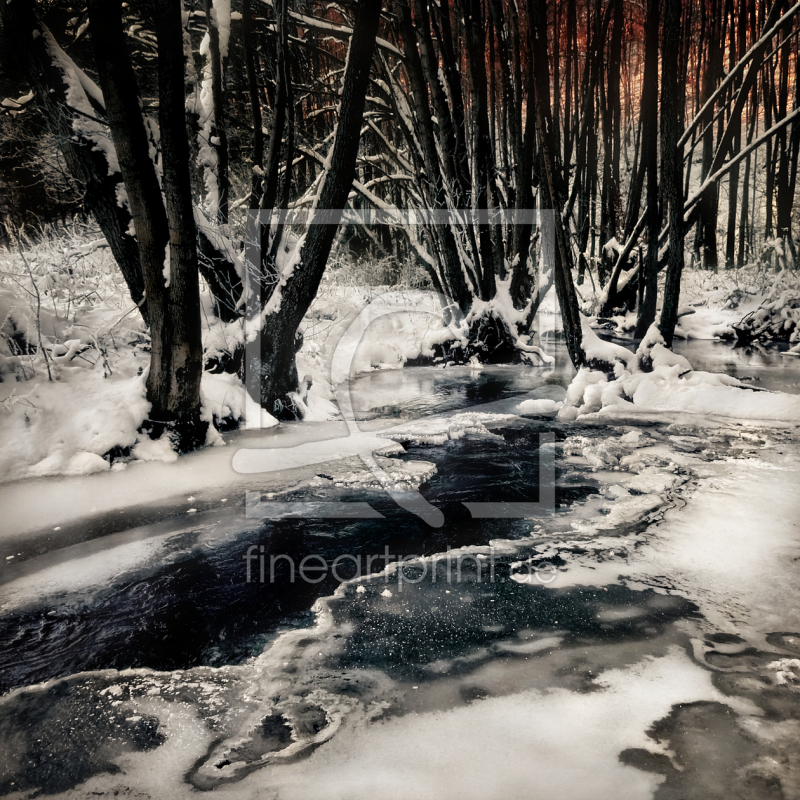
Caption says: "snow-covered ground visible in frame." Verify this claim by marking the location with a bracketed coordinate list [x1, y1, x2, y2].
[560, 318, 800, 422]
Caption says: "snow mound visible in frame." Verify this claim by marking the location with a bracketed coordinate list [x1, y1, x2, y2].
[560, 324, 800, 423]
[131, 433, 179, 464]
[64, 451, 111, 476]
[0, 372, 151, 482]
[201, 370, 252, 427]
[515, 398, 563, 416]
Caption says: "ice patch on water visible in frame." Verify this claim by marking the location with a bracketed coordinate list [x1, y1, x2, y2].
[380, 411, 517, 446]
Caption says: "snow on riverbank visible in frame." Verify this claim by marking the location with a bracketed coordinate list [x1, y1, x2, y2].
[515, 429, 800, 637]
[560, 320, 800, 422]
[0, 362, 257, 482]
[2, 248, 799, 484]
[590, 263, 799, 342]
[0, 281, 453, 481]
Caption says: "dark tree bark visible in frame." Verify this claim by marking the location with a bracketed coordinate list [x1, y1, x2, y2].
[202, 0, 230, 224]
[433, 0, 472, 203]
[412, 0, 464, 206]
[609, 0, 623, 222]
[243, 0, 265, 206]
[509, 57, 538, 309]
[255, 0, 290, 301]
[633, 0, 661, 338]
[775, 28, 794, 245]
[88, 0, 205, 447]
[659, 0, 686, 347]
[151, 0, 206, 447]
[195, 227, 243, 323]
[261, 0, 289, 214]
[398, 1, 470, 311]
[528, 0, 586, 369]
[601, 0, 623, 274]
[695, 0, 722, 270]
[249, 0, 383, 414]
[86, 0, 170, 317]
[461, 0, 498, 300]
[725, 0, 744, 267]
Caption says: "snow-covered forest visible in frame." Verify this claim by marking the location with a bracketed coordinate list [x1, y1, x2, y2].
[1, 0, 800, 798]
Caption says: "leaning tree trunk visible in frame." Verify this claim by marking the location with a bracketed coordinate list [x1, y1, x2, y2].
[248, 0, 383, 415]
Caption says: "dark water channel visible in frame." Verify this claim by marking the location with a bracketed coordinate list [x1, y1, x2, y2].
[0, 339, 796, 697]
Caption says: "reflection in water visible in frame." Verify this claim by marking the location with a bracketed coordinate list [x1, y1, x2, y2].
[674, 338, 800, 394]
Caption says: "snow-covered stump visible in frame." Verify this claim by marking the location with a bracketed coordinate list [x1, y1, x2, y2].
[410, 304, 553, 368]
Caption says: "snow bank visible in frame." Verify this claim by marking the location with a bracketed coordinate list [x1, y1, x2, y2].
[0, 358, 266, 481]
[201, 370, 254, 427]
[0, 371, 150, 482]
[733, 268, 800, 345]
[560, 324, 800, 423]
[304, 287, 449, 385]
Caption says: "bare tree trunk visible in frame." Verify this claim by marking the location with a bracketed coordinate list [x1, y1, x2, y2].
[151, 0, 206, 447]
[202, 0, 230, 224]
[397, 2, 470, 311]
[609, 0, 623, 223]
[250, 0, 383, 413]
[696, 0, 722, 270]
[462, 0, 499, 299]
[261, 0, 289, 213]
[509, 59, 538, 308]
[633, 0, 660, 338]
[660, 0, 686, 347]
[529, 0, 586, 369]
[88, 0, 204, 447]
[243, 0, 264, 205]
[775, 30, 793, 245]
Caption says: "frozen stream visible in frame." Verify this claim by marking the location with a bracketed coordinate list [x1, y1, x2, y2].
[1, 340, 799, 799]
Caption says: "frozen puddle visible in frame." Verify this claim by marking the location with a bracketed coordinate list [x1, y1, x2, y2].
[1, 417, 800, 799]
